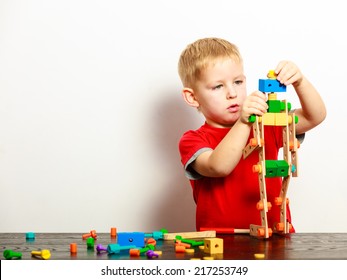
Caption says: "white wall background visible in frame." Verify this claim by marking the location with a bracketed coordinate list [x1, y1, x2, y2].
[0, 0, 345, 233]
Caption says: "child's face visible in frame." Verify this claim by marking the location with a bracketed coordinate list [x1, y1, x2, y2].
[194, 58, 247, 128]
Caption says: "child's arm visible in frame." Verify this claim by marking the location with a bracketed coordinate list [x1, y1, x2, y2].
[191, 91, 267, 177]
[191, 61, 326, 178]
[275, 61, 326, 135]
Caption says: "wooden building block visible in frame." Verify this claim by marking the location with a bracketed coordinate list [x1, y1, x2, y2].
[204, 238, 223, 254]
[275, 113, 289, 126]
[163, 230, 216, 240]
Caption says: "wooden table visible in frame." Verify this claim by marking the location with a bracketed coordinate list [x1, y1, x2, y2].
[1, 232, 347, 260]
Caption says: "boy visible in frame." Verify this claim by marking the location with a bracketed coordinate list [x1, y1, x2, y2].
[178, 38, 326, 232]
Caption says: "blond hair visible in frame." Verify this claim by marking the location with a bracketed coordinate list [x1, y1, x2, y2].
[178, 38, 242, 88]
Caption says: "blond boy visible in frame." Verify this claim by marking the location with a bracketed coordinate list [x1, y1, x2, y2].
[178, 38, 326, 231]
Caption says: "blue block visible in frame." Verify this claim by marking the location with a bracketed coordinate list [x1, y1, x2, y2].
[259, 79, 286, 92]
[26, 232, 35, 240]
[107, 243, 136, 254]
[117, 232, 145, 247]
[144, 231, 164, 240]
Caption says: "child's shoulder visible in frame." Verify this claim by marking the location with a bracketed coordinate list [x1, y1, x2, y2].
[180, 123, 230, 148]
[181, 123, 226, 137]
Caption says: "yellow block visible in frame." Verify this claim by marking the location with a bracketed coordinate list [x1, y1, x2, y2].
[262, 113, 276, 125]
[185, 249, 195, 254]
[254, 253, 265, 259]
[275, 113, 289, 126]
[267, 93, 277, 100]
[204, 238, 223, 254]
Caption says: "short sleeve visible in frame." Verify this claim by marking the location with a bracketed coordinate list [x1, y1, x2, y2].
[179, 130, 212, 180]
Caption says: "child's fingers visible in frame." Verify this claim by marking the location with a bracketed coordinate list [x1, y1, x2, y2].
[281, 72, 301, 85]
[275, 61, 300, 85]
[250, 90, 267, 100]
[250, 100, 268, 114]
[245, 92, 268, 114]
[275, 61, 288, 76]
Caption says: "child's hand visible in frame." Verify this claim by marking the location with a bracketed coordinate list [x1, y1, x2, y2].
[240, 91, 268, 124]
[275, 61, 303, 87]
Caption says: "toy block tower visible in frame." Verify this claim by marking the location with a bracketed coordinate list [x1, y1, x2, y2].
[242, 70, 300, 239]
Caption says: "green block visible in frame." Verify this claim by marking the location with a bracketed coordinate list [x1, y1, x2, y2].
[287, 102, 292, 111]
[267, 100, 291, 113]
[86, 237, 95, 248]
[139, 244, 155, 254]
[295, 115, 299, 124]
[265, 160, 289, 177]
[176, 236, 204, 247]
[265, 160, 278, 178]
[3, 250, 22, 260]
[267, 100, 282, 113]
[276, 160, 289, 177]
[248, 115, 256, 123]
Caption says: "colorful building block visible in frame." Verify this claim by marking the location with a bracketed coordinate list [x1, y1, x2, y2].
[70, 243, 77, 254]
[175, 236, 204, 247]
[204, 238, 223, 254]
[107, 244, 136, 254]
[262, 113, 276, 125]
[26, 232, 35, 240]
[146, 237, 157, 246]
[265, 160, 289, 177]
[275, 113, 289, 126]
[164, 230, 216, 240]
[267, 100, 283, 113]
[86, 237, 95, 249]
[96, 244, 108, 253]
[129, 244, 155, 257]
[243, 70, 300, 238]
[110, 227, 117, 238]
[275, 160, 290, 177]
[175, 245, 186, 253]
[259, 79, 286, 92]
[265, 160, 278, 177]
[145, 228, 168, 240]
[31, 249, 51, 260]
[82, 230, 97, 240]
[146, 250, 159, 259]
[3, 250, 22, 260]
[117, 232, 145, 247]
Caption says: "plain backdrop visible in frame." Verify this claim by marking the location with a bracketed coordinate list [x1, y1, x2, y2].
[0, 0, 345, 233]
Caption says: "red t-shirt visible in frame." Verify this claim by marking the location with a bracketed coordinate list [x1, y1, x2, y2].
[179, 122, 293, 231]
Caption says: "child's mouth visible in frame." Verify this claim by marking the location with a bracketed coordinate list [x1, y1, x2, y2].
[227, 104, 239, 113]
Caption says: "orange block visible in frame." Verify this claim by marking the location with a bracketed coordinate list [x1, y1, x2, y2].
[70, 243, 77, 254]
[175, 245, 186, 253]
[110, 227, 117, 238]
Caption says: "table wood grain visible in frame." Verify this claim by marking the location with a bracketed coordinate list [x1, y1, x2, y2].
[1, 232, 347, 260]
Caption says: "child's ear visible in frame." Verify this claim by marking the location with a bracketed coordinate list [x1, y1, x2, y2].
[181, 88, 200, 108]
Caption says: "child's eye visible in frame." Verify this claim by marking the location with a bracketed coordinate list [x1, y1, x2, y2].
[234, 80, 244, 86]
[212, 84, 223, 90]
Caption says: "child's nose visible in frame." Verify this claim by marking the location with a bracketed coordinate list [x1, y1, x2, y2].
[226, 85, 237, 99]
